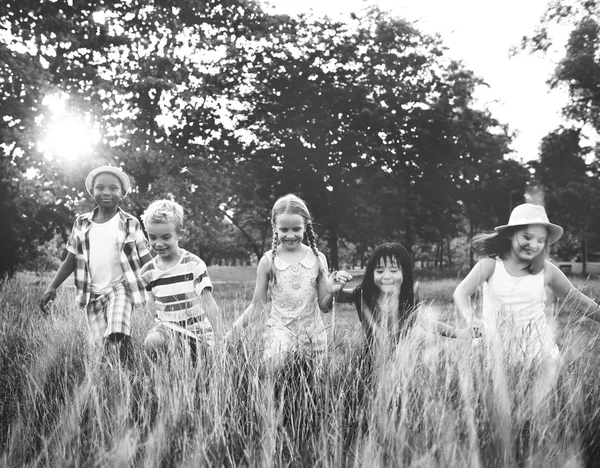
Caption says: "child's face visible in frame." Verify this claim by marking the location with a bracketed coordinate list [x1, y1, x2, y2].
[511, 225, 547, 262]
[146, 222, 181, 260]
[374, 257, 403, 294]
[92, 173, 124, 209]
[274, 213, 306, 251]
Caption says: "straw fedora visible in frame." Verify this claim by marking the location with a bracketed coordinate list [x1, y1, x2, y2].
[85, 165, 131, 197]
[494, 203, 563, 244]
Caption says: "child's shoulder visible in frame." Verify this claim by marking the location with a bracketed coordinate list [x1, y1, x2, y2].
[73, 209, 95, 223]
[180, 249, 207, 268]
[480, 256, 498, 267]
[118, 208, 141, 223]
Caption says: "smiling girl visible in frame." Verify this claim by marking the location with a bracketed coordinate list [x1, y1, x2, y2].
[228, 194, 351, 365]
[454, 203, 600, 406]
[337, 243, 472, 349]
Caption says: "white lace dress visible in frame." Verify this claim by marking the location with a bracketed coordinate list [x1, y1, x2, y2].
[262, 248, 328, 361]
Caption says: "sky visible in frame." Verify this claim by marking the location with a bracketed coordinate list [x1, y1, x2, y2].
[265, 0, 569, 162]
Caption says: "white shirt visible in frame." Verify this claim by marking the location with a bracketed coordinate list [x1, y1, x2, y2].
[88, 214, 123, 294]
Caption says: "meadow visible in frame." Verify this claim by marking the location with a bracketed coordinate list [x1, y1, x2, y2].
[2, 268, 600, 467]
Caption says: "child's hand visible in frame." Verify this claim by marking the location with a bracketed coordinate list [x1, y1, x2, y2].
[470, 317, 483, 337]
[455, 327, 475, 339]
[327, 270, 353, 293]
[39, 289, 56, 315]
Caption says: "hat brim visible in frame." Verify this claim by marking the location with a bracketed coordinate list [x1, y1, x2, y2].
[85, 166, 131, 197]
[494, 222, 564, 244]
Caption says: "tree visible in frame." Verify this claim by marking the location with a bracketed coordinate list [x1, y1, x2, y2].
[0, 0, 276, 270]
[531, 127, 600, 272]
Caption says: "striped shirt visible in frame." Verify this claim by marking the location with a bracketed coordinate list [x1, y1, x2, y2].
[140, 250, 212, 322]
[66, 207, 151, 309]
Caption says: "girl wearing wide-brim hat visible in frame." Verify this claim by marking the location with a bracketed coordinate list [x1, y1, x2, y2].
[454, 203, 600, 407]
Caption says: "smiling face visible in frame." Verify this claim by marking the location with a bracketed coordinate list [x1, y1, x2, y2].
[510, 224, 548, 263]
[92, 173, 123, 210]
[274, 213, 306, 252]
[146, 221, 181, 261]
[373, 256, 404, 294]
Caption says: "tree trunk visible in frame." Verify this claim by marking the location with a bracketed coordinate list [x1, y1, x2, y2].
[328, 224, 339, 271]
[405, 219, 415, 254]
[446, 237, 452, 269]
[582, 216, 588, 275]
[218, 207, 262, 260]
[469, 220, 475, 269]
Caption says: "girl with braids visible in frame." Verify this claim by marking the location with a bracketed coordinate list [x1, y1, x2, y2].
[337, 243, 472, 350]
[228, 194, 352, 364]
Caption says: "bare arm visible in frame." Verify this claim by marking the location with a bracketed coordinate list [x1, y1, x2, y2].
[40, 252, 76, 312]
[202, 290, 223, 339]
[417, 305, 476, 339]
[453, 257, 495, 326]
[317, 269, 352, 312]
[546, 261, 600, 323]
[427, 319, 471, 338]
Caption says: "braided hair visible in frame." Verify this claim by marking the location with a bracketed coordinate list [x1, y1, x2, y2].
[269, 194, 326, 282]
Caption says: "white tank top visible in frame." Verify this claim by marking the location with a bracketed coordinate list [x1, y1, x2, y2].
[482, 258, 546, 326]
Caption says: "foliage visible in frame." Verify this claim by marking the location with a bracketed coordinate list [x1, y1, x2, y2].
[2, 0, 530, 272]
[521, 0, 600, 267]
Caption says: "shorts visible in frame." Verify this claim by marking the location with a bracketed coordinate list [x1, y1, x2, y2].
[147, 317, 215, 348]
[85, 282, 134, 342]
[263, 318, 327, 363]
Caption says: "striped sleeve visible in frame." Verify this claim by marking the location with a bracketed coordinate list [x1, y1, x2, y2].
[189, 254, 212, 295]
[140, 262, 157, 302]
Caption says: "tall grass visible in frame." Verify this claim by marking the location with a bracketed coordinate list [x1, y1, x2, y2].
[2, 273, 600, 467]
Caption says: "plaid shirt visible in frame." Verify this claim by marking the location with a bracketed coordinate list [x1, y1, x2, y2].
[66, 207, 150, 309]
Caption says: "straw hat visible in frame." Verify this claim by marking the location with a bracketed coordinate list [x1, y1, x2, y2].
[494, 203, 563, 244]
[85, 165, 131, 197]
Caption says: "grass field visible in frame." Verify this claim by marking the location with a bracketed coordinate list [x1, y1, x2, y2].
[2, 270, 600, 467]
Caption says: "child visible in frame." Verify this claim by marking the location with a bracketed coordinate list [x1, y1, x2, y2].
[227, 194, 351, 365]
[337, 242, 473, 348]
[39, 165, 152, 364]
[453, 203, 600, 404]
[140, 200, 223, 363]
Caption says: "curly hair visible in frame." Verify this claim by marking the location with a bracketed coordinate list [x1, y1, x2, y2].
[143, 199, 185, 234]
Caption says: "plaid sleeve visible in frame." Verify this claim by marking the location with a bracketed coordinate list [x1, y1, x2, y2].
[133, 219, 151, 257]
[192, 257, 212, 295]
[65, 218, 81, 255]
[140, 263, 155, 302]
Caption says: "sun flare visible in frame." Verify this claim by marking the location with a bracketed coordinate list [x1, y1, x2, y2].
[41, 116, 101, 161]
[40, 93, 101, 161]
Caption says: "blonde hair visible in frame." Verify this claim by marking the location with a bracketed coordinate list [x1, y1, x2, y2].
[143, 199, 185, 234]
[270, 194, 327, 281]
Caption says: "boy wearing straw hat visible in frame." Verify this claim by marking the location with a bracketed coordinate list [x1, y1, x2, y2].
[40, 165, 152, 364]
